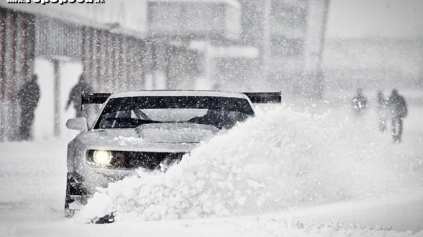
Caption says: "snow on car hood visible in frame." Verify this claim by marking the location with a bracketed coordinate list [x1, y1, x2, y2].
[77, 123, 219, 148]
[136, 123, 220, 143]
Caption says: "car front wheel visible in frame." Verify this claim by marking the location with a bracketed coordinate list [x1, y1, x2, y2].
[64, 172, 88, 218]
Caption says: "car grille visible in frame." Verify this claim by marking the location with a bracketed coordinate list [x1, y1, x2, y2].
[86, 150, 186, 170]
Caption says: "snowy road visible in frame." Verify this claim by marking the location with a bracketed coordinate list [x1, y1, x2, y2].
[1, 100, 423, 237]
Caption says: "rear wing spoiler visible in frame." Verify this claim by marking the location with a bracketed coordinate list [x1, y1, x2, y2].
[82, 93, 111, 105]
[243, 92, 281, 103]
[81, 91, 281, 108]
[81, 93, 111, 109]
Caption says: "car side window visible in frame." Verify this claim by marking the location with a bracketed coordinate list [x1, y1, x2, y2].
[99, 112, 117, 129]
[133, 109, 150, 120]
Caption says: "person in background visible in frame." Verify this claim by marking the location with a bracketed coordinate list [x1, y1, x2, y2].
[351, 88, 368, 116]
[17, 74, 40, 140]
[376, 91, 388, 132]
[65, 74, 93, 117]
[387, 89, 408, 143]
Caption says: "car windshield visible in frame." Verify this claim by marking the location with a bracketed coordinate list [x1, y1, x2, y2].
[93, 96, 254, 129]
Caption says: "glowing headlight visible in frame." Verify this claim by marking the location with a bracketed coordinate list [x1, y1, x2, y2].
[93, 150, 112, 166]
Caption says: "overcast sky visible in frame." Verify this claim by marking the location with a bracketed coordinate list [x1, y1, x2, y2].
[326, 0, 423, 38]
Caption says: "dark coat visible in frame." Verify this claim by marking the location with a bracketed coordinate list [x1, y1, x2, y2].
[18, 80, 40, 112]
[377, 94, 388, 118]
[388, 93, 407, 118]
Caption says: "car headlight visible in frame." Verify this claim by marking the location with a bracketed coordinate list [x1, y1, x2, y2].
[93, 150, 112, 166]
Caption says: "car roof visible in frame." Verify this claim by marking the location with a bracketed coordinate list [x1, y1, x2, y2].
[108, 90, 250, 100]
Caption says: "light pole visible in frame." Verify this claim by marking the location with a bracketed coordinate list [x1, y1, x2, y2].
[262, 0, 272, 83]
[315, 0, 331, 99]
[52, 59, 61, 137]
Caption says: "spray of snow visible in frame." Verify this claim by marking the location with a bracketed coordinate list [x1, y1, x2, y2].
[79, 104, 422, 222]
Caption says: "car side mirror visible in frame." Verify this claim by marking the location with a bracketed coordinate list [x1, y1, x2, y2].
[66, 117, 88, 131]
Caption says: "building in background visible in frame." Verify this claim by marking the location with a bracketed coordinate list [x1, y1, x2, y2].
[146, 0, 258, 90]
[0, 0, 252, 141]
[238, 0, 330, 98]
[2, 0, 420, 142]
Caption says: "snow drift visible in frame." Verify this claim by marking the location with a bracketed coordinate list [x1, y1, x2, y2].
[79, 104, 422, 222]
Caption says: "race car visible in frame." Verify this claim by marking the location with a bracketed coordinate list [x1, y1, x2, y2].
[64, 90, 281, 219]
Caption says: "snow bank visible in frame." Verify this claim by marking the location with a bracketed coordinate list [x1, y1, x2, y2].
[80, 105, 422, 222]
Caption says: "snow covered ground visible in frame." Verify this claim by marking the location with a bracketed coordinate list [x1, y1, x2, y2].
[1, 93, 423, 237]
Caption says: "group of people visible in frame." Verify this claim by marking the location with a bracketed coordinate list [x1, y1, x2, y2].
[17, 74, 92, 141]
[15, 73, 409, 144]
[351, 88, 408, 143]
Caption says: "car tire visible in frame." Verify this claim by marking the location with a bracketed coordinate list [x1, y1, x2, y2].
[64, 172, 88, 218]
[64, 175, 76, 218]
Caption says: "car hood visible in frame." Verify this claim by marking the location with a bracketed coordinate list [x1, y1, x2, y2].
[135, 123, 219, 143]
[77, 123, 220, 148]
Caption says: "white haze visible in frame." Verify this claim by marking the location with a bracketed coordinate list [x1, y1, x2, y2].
[1, 98, 422, 236]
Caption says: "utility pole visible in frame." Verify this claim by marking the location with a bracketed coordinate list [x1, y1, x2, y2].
[317, 0, 331, 71]
[315, 0, 331, 99]
[262, 0, 272, 82]
[52, 59, 61, 137]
